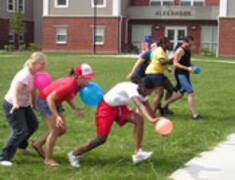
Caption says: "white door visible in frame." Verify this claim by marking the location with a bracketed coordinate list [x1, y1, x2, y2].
[132, 25, 152, 52]
[165, 26, 187, 51]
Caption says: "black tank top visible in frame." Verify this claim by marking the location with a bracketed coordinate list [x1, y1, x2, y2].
[175, 47, 191, 75]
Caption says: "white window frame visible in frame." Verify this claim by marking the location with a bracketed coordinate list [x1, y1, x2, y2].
[91, 0, 106, 8]
[180, 0, 205, 6]
[7, 0, 15, 13]
[165, 26, 187, 50]
[9, 32, 15, 43]
[150, 0, 174, 6]
[56, 26, 67, 44]
[200, 26, 218, 52]
[17, 0, 25, 14]
[19, 32, 24, 43]
[55, 0, 69, 8]
[94, 26, 105, 45]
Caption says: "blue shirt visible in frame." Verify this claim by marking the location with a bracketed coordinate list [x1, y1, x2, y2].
[134, 50, 152, 78]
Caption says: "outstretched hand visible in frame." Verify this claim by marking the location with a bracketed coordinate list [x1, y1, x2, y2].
[151, 117, 161, 124]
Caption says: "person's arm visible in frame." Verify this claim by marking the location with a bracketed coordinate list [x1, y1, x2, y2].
[126, 57, 145, 80]
[46, 91, 64, 128]
[67, 100, 83, 118]
[173, 48, 194, 73]
[159, 57, 173, 65]
[132, 96, 159, 124]
[10, 81, 24, 114]
[142, 100, 155, 118]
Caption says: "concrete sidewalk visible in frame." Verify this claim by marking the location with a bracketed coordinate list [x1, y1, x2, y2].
[170, 134, 235, 180]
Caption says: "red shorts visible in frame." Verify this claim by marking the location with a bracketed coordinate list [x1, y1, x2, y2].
[95, 99, 134, 135]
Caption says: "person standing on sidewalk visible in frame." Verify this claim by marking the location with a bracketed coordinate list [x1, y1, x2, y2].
[0, 52, 47, 166]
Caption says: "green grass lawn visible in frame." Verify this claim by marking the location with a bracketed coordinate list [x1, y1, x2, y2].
[0, 52, 235, 180]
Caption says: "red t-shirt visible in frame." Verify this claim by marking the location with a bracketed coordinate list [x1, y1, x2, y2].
[39, 77, 80, 105]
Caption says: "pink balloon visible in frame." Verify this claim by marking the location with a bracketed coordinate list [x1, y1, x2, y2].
[155, 118, 173, 135]
[34, 72, 51, 91]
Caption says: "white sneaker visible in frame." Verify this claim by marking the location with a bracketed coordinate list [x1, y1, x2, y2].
[0, 160, 13, 166]
[132, 149, 153, 164]
[67, 152, 80, 168]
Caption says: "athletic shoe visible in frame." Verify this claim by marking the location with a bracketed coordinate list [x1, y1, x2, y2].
[132, 149, 153, 164]
[67, 152, 80, 168]
[0, 160, 13, 166]
[165, 109, 174, 115]
[158, 105, 165, 116]
[193, 115, 207, 120]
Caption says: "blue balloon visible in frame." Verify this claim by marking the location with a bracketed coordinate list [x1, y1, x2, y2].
[79, 82, 103, 106]
[193, 66, 201, 74]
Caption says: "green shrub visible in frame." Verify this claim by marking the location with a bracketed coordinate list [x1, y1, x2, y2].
[4, 45, 9, 51]
[28, 43, 36, 51]
[8, 44, 15, 51]
[19, 44, 26, 51]
[4, 44, 15, 51]
[200, 47, 210, 56]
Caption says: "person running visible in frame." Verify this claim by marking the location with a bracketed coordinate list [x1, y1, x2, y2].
[160, 36, 206, 120]
[0, 52, 47, 166]
[127, 41, 174, 115]
[145, 37, 174, 114]
[67, 77, 159, 168]
[32, 64, 95, 166]
[126, 42, 157, 83]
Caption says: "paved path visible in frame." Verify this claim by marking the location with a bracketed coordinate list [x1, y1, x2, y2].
[170, 134, 235, 180]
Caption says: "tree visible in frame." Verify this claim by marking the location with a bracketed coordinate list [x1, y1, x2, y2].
[10, 10, 26, 49]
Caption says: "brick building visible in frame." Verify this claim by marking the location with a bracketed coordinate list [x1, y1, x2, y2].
[0, 0, 234, 57]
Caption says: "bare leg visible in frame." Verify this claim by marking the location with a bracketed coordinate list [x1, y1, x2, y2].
[153, 87, 163, 113]
[125, 113, 144, 154]
[162, 92, 183, 109]
[188, 93, 198, 117]
[44, 114, 66, 166]
[73, 135, 107, 156]
[162, 78, 174, 110]
[32, 133, 48, 159]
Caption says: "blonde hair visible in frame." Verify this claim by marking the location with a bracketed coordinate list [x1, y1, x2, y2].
[24, 52, 46, 68]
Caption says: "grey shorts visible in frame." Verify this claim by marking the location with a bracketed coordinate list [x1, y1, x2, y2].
[37, 98, 64, 118]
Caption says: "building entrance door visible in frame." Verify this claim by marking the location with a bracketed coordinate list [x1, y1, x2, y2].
[165, 26, 187, 51]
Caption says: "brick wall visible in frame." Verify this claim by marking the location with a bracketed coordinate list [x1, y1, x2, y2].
[129, 0, 149, 6]
[129, 20, 217, 54]
[0, 19, 34, 49]
[42, 17, 120, 52]
[206, 0, 220, 6]
[218, 18, 235, 57]
[0, 19, 10, 48]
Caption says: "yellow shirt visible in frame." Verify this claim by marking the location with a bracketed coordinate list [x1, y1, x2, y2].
[145, 47, 168, 74]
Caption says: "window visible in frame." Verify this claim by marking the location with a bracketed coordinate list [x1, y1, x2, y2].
[94, 26, 104, 45]
[91, 0, 106, 8]
[19, 32, 24, 43]
[180, 0, 204, 6]
[7, 0, 15, 12]
[150, 0, 174, 6]
[9, 32, 15, 43]
[200, 26, 218, 53]
[193, 0, 204, 6]
[18, 0, 24, 13]
[56, 26, 67, 44]
[55, 0, 69, 8]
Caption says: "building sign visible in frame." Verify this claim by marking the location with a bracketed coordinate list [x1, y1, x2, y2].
[155, 10, 191, 16]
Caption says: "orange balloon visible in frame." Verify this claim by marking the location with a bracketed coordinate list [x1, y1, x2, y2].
[155, 118, 173, 135]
